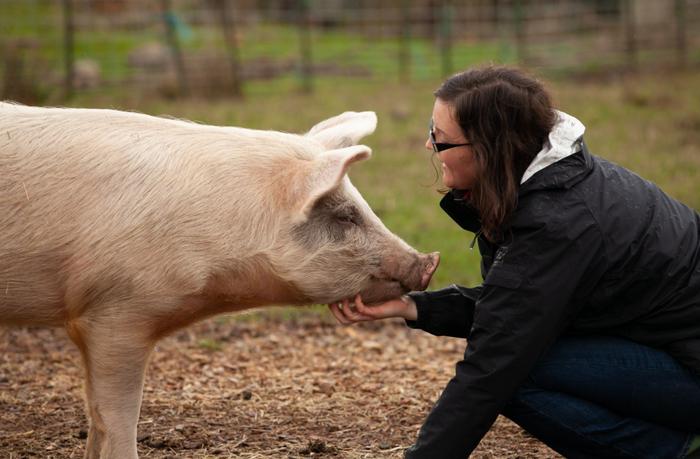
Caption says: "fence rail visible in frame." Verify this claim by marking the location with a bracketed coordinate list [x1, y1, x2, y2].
[1, 0, 698, 102]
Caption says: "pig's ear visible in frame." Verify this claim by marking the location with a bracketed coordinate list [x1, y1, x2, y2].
[305, 111, 377, 149]
[298, 144, 371, 217]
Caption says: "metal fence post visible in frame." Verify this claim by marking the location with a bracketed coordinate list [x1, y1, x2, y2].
[675, 0, 687, 68]
[298, 0, 313, 93]
[62, 0, 75, 100]
[218, 0, 243, 97]
[514, 0, 528, 66]
[161, 0, 189, 96]
[399, 0, 411, 83]
[439, 0, 453, 77]
[623, 0, 637, 71]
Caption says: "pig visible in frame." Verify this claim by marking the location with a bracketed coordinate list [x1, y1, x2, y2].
[0, 102, 439, 459]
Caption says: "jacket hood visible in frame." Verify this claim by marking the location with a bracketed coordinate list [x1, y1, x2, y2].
[520, 110, 585, 184]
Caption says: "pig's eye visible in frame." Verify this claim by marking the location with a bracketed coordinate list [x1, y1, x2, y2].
[335, 208, 361, 226]
[337, 215, 356, 225]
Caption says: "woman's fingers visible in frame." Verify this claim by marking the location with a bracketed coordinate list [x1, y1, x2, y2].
[353, 294, 378, 317]
[329, 295, 406, 325]
[339, 298, 354, 321]
[340, 298, 373, 322]
[328, 300, 370, 324]
[328, 302, 351, 325]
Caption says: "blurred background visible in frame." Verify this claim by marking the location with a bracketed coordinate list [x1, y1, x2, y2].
[1, 0, 699, 290]
[2, 0, 699, 100]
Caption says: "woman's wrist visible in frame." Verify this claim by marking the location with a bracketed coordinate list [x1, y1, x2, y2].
[400, 295, 418, 321]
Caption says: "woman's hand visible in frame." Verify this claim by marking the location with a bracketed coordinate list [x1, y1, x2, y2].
[327, 294, 417, 325]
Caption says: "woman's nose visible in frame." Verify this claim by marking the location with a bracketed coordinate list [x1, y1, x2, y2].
[425, 137, 432, 151]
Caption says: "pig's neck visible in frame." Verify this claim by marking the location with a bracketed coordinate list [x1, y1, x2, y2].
[149, 256, 308, 339]
[200, 260, 308, 308]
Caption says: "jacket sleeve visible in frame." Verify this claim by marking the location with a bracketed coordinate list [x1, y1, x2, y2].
[404, 285, 482, 339]
[405, 210, 606, 458]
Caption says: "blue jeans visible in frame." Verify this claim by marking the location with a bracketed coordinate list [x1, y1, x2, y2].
[502, 335, 700, 459]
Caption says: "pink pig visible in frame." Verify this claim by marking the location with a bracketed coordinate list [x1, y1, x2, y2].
[0, 103, 439, 459]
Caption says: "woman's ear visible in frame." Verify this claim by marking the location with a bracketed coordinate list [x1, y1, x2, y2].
[305, 111, 377, 149]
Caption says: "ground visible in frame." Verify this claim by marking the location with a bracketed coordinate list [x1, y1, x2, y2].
[1, 312, 561, 459]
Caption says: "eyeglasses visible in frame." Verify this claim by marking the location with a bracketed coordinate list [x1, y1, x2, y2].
[429, 120, 471, 153]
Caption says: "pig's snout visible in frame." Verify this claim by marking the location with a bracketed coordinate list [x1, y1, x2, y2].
[358, 250, 440, 304]
[420, 252, 440, 290]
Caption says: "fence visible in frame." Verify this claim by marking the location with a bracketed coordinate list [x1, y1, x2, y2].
[1, 0, 699, 102]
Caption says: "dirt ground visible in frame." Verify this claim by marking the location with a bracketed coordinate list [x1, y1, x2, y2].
[1, 312, 560, 458]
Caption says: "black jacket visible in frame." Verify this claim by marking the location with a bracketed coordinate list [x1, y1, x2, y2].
[404, 142, 700, 458]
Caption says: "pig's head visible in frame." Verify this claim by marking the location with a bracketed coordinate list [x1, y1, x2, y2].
[265, 111, 439, 305]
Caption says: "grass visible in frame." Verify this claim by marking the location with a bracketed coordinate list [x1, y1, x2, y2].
[8, 5, 672, 99]
[0, 4, 515, 89]
[63, 69, 700, 320]
[197, 338, 224, 352]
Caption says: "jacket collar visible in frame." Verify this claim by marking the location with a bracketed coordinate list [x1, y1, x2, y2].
[519, 142, 593, 195]
[521, 110, 586, 184]
[440, 190, 481, 232]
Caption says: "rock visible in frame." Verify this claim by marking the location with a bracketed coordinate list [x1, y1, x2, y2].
[183, 440, 203, 449]
[73, 59, 101, 90]
[300, 439, 331, 454]
[145, 438, 166, 449]
[127, 42, 170, 71]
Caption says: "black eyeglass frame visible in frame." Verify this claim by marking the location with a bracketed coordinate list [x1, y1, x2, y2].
[429, 120, 472, 153]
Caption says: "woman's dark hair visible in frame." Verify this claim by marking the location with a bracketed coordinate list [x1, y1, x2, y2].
[434, 65, 557, 242]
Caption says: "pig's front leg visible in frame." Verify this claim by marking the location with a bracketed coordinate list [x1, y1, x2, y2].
[67, 309, 155, 459]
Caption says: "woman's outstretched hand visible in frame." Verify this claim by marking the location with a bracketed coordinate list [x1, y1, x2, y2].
[327, 294, 417, 325]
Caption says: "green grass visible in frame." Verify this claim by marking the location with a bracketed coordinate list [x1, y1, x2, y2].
[197, 338, 223, 352]
[1, 22, 513, 89]
[2, 5, 694, 103]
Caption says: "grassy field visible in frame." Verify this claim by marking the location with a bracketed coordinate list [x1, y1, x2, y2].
[0, 2, 518, 94]
[63, 69, 700, 306]
[11, 2, 699, 102]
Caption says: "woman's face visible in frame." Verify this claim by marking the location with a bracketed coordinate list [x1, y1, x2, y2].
[426, 98, 478, 190]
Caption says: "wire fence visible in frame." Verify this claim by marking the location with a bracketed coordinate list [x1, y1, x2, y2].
[1, 0, 699, 102]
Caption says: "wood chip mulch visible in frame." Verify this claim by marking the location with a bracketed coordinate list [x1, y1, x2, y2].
[0, 312, 560, 458]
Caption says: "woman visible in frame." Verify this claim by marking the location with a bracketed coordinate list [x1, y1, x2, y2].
[328, 66, 700, 458]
